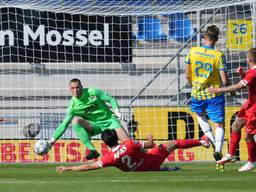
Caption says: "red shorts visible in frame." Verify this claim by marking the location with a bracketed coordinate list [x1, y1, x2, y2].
[238, 106, 256, 135]
[244, 113, 256, 135]
[146, 144, 169, 171]
[237, 106, 250, 120]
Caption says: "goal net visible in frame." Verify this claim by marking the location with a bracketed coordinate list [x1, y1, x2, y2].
[0, 0, 253, 163]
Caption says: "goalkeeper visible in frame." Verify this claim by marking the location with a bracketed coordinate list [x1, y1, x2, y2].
[47, 78, 130, 160]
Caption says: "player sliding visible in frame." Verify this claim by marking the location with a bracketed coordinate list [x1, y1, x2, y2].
[208, 47, 256, 172]
[47, 78, 129, 160]
[185, 25, 233, 169]
[56, 129, 210, 173]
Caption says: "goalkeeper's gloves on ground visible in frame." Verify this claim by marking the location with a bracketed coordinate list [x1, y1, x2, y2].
[114, 109, 124, 121]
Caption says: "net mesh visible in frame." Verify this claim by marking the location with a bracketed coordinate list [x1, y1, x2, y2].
[0, 0, 253, 15]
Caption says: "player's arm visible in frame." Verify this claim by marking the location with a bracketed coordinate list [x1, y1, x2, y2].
[208, 81, 245, 94]
[185, 50, 192, 84]
[219, 70, 230, 86]
[185, 64, 192, 83]
[131, 135, 154, 150]
[56, 161, 101, 173]
[49, 114, 73, 144]
[95, 88, 119, 109]
[94, 88, 123, 119]
[219, 70, 235, 97]
[218, 54, 230, 86]
[236, 66, 246, 78]
[218, 54, 236, 96]
[48, 102, 74, 146]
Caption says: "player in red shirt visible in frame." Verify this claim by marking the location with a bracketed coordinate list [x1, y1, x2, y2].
[56, 129, 210, 173]
[208, 47, 256, 172]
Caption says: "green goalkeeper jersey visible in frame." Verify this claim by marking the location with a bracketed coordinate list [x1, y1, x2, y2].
[52, 88, 119, 140]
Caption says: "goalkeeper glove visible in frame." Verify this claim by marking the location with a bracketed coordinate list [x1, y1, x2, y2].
[114, 109, 124, 121]
[47, 137, 56, 150]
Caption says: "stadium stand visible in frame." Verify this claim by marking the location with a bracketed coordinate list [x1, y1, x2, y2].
[126, 0, 151, 6]
[137, 17, 167, 41]
[169, 13, 195, 42]
[96, 0, 119, 6]
[156, 0, 181, 6]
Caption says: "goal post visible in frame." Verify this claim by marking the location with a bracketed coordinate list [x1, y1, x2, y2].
[0, 0, 254, 163]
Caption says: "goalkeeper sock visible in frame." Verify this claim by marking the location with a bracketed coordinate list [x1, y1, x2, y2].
[215, 127, 224, 153]
[196, 115, 215, 145]
[72, 124, 96, 151]
[175, 140, 201, 149]
[229, 131, 241, 156]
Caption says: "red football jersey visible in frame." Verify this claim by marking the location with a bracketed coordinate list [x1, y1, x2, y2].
[241, 66, 256, 112]
[97, 139, 167, 171]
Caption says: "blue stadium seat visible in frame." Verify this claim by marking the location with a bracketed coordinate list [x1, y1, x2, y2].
[137, 17, 167, 41]
[157, 0, 181, 6]
[64, 0, 87, 6]
[96, 0, 119, 6]
[125, 0, 151, 6]
[169, 13, 195, 42]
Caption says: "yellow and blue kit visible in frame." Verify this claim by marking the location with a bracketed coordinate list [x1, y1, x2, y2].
[185, 45, 226, 123]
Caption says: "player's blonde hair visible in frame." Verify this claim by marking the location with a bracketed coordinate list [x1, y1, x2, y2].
[247, 48, 256, 63]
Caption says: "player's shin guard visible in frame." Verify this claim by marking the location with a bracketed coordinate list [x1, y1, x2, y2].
[175, 140, 201, 149]
[72, 124, 96, 151]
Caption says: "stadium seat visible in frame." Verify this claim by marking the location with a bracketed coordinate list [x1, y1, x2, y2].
[156, 0, 182, 6]
[96, 0, 120, 6]
[137, 17, 167, 41]
[125, 0, 151, 6]
[62, 0, 86, 6]
[169, 13, 195, 42]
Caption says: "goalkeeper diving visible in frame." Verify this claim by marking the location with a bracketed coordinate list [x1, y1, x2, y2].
[45, 78, 130, 160]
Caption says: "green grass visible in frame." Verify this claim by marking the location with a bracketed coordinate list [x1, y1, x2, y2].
[0, 162, 254, 192]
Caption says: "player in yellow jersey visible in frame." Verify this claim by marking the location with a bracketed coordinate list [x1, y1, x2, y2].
[185, 25, 232, 166]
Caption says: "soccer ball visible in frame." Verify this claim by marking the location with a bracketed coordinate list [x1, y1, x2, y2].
[23, 123, 41, 138]
[34, 140, 50, 155]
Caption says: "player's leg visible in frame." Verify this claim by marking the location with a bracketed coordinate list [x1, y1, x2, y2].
[100, 116, 130, 141]
[71, 116, 100, 160]
[151, 138, 208, 172]
[218, 116, 246, 164]
[229, 110, 247, 155]
[196, 114, 215, 147]
[165, 138, 209, 153]
[146, 144, 180, 171]
[207, 95, 225, 161]
[191, 98, 216, 147]
[239, 114, 256, 172]
[213, 122, 224, 161]
[115, 127, 130, 141]
[238, 133, 256, 172]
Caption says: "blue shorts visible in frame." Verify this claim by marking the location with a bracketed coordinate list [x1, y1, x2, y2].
[191, 95, 225, 123]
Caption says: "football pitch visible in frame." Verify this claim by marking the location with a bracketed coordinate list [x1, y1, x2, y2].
[0, 162, 254, 192]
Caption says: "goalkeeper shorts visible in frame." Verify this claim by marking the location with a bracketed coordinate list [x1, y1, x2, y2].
[87, 116, 122, 136]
